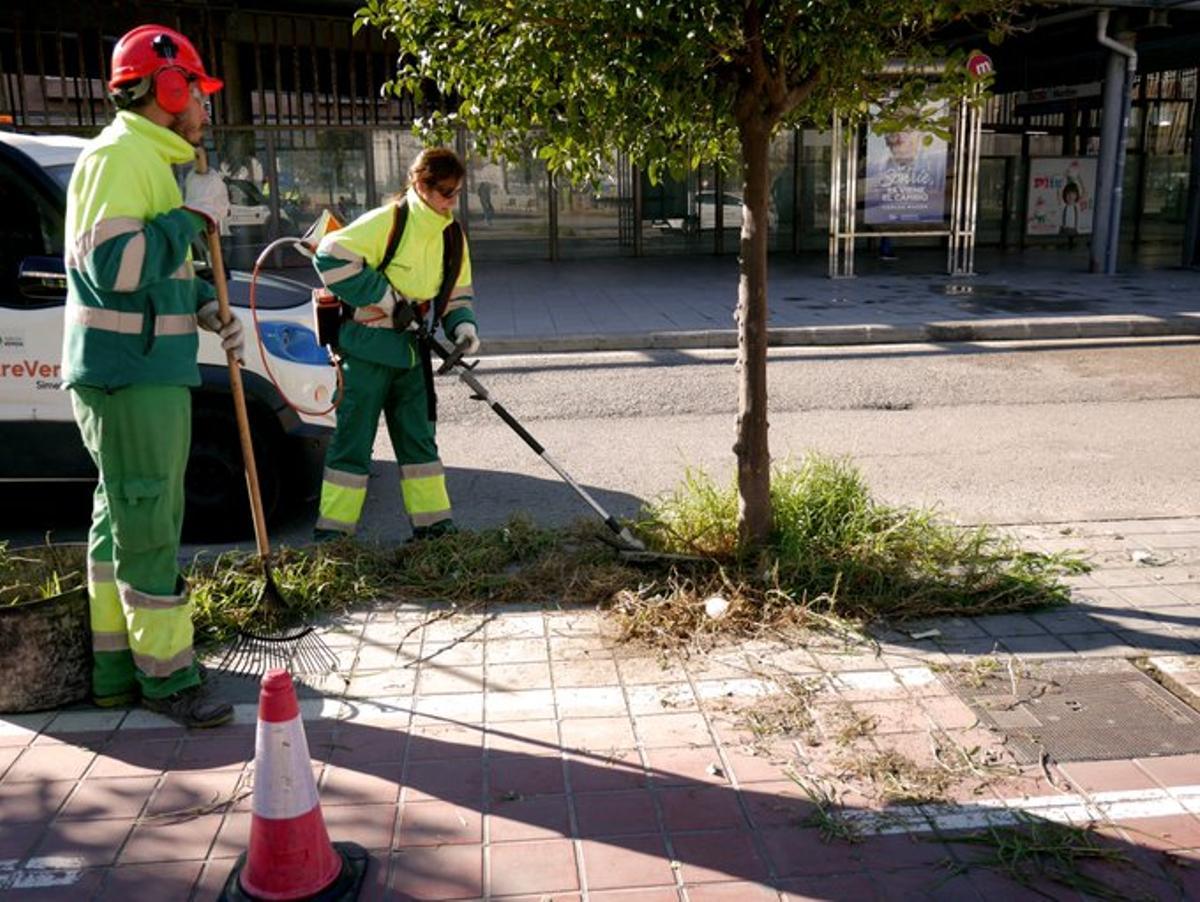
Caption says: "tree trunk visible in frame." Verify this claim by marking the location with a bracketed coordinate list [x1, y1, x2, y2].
[734, 118, 773, 547]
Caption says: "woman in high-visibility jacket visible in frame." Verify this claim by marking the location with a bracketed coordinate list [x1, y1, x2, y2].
[312, 148, 479, 540]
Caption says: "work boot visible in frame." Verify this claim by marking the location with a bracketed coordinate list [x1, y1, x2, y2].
[409, 519, 459, 542]
[93, 688, 139, 709]
[143, 683, 234, 729]
[313, 527, 350, 545]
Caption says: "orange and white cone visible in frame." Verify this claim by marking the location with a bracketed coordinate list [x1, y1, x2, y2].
[219, 669, 368, 901]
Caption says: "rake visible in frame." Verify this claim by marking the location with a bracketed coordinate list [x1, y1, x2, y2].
[196, 151, 335, 678]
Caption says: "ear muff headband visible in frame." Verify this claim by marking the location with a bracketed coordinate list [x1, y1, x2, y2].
[155, 67, 191, 115]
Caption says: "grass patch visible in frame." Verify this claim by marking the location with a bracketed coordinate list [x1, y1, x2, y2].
[947, 815, 1140, 900]
[0, 542, 86, 605]
[618, 454, 1086, 643]
[187, 515, 639, 646]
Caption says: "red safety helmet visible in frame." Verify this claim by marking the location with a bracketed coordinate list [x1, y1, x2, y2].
[108, 25, 223, 109]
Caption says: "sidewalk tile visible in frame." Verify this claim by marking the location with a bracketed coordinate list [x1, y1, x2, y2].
[490, 838, 579, 895]
[486, 688, 558, 722]
[555, 688, 629, 718]
[172, 734, 253, 771]
[658, 785, 748, 832]
[760, 826, 863, 877]
[487, 794, 571, 841]
[58, 776, 159, 821]
[918, 697, 980, 731]
[488, 661, 554, 690]
[1, 868, 106, 900]
[588, 889, 678, 901]
[1113, 814, 1200, 850]
[144, 771, 243, 816]
[326, 727, 408, 766]
[320, 803, 396, 850]
[1061, 759, 1160, 795]
[96, 860, 203, 899]
[722, 746, 797, 785]
[389, 843, 483, 899]
[404, 759, 485, 805]
[996, 635, 1073, 657]
[560, 717, 637, 752]
[617, 657, 690, 685]
[1135, 754, 1200, 788]
[418, 665, 485, 695]
[0, 779, 75, 823]
[490, 754, 566, 798]
[868, 867, 979, 901]
[32, 817, 135, 866]
[643, 746, 729, 787]
[320, 764, 403, 806]
[686, 882, 777, 900]
[552, 658, 621, 687]
[634, 713, 713, 750]
[574, 789, 658, 837]
[670, 829, 769, 884]
[975, 614, 1050, 638]
[487, 638, 551, 664]
[779, 873, 876, 900]
[4, 745, 95, 782]
[210, 811, 251, 859]
[407, 720, 485, 759]
[487, 719, 561, 757]
[118, 812, 222, 863]
[579, 833, 676, 890]
[567, 750, 646, 792]
[740, 780, 814, 829]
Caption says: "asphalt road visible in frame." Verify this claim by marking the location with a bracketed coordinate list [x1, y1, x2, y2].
[284, 335, 1200, 544]
[6, 336, 1198, 549]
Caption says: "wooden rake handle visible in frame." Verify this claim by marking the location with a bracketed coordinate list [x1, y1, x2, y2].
[196, 148, 272, 560]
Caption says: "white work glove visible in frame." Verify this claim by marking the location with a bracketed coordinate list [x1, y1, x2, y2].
[197, 300, 245, 362]
[183, 170, 231, 231]
[453, 322, 480, 355]
[357, 289, 399, 329]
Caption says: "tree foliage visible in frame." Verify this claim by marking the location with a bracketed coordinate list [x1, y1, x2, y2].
[356, 0, 1018, 547]
[357, 0, 1013, 183]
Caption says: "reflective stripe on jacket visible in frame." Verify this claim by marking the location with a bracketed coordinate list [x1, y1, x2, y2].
[62, 110, 214, 390]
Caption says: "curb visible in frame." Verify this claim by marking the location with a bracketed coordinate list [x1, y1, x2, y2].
[480, 313, 1200, 356]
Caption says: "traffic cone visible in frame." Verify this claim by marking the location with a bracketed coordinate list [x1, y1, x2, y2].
[219, 669, 368, 901]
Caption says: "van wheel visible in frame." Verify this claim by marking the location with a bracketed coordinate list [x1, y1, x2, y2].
[184, 406, 280, 540]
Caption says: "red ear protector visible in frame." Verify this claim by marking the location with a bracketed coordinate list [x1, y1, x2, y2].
[154, 67, 191, 115]
[150, 33, 189, 115]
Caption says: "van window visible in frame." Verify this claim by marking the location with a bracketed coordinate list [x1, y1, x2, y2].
[0, 154, 64, 298]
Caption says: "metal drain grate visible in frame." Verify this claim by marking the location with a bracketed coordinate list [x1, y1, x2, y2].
[943, 657, 1200, 763]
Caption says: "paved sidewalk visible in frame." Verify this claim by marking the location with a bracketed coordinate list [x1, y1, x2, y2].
[2, 517, 1200, 899]
[474, 252, 1200, 353]
[266, 252, 1200, 354]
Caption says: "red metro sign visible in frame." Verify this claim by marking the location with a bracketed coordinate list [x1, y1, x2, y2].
[967, 52, 995, 79]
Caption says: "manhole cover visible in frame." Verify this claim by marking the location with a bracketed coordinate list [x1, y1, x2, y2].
[943, 658, 1200, 763]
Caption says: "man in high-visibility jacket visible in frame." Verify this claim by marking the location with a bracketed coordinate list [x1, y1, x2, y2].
[312, 148, 478, 540]
[63, 25, 242, 727]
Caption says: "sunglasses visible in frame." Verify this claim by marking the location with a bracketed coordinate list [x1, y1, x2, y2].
[430, 182, 462, 201]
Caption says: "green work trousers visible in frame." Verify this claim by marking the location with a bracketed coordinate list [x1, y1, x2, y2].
[71, 384, 200, 701]
[316, 352, 451, 535]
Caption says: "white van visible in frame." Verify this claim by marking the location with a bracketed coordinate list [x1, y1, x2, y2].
[0, 131, 336, 535]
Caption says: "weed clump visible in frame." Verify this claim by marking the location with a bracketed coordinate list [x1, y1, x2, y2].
[0, 542, 86, 606]
[626, 454, 1085, 638]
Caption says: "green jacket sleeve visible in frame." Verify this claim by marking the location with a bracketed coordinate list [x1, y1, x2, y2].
[312, 204, 394, 308]
[441, 232, 477, 338]
[70, 149, 205, 294]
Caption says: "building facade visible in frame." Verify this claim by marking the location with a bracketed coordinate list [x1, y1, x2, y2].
[3, 0, 1197, 271]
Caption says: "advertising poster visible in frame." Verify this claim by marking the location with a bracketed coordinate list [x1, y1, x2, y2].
[864, 105, 949, 225]
[1026, 157, 1097, 236]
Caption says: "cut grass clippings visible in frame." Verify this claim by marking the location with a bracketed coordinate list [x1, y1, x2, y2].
[0, 542, 86, 605]
[3, 453, 1086, 652]
[615, 454, 1088, 646]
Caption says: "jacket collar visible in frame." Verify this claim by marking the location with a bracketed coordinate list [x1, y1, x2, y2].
[405, 185, 453, 230]
[113, 110, 198, 166]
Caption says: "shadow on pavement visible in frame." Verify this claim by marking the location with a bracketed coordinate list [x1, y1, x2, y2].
[12, 711, 1194, 899]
